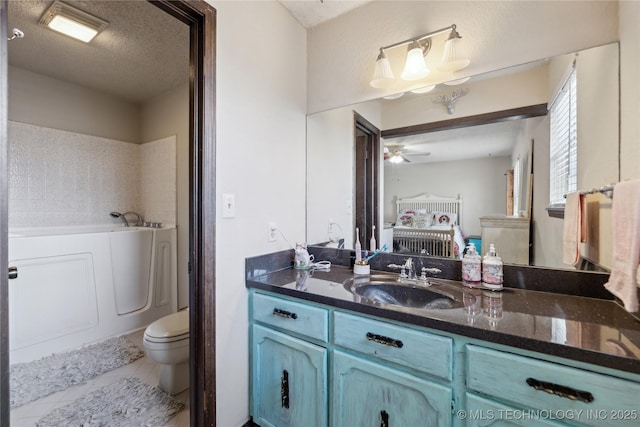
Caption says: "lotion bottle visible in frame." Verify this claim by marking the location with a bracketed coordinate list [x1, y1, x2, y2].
[462, 243, 481, 287]
[482, 243, 503, 290]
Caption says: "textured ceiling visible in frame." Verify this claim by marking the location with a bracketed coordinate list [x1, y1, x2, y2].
[280, 0, 372, 28]
[7, 1, 190, 104]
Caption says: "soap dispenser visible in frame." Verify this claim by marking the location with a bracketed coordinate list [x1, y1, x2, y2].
[482, 243, 503, 290]
[461, 243, 481, 287]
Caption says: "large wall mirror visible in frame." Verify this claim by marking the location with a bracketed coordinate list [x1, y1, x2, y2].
[307, 42, 619, 271]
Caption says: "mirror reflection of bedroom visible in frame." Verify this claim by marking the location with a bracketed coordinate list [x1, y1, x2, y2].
[307, 42, 619, 270]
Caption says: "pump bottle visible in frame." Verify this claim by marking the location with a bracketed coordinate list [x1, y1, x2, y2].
[461, 243, 481, 287]
[482, 243, 503, 290]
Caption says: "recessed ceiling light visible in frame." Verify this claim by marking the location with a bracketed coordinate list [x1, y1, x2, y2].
[39, 1, 108, 43]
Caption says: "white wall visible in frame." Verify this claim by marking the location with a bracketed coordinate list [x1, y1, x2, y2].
[209, 1, 307, 426]
[8, 66, 141, 142]
[307, 100, 381, 248]
[307, 1, 618, 113]
[384, 156, 510, 237]
[619, 1, 640, 181]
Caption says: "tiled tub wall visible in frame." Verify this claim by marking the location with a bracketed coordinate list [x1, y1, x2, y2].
[8, 121, 176, 227]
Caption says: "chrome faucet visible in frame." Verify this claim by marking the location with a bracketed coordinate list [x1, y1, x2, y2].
[109, 211, 143, 227]
[388, 258, 416, 281]
[388, 258, 442, 286]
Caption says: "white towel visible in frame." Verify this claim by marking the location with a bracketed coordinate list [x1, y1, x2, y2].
[604, 180, 640, 312]
[562, 192, 587, 267]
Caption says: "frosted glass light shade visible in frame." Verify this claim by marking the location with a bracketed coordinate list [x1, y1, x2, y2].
[389, 155, 404, 164]
[39, 1, 108, 43]
[439, 30, 470, 72]
[401, 42, 430, 81]
[370, 51, 395, 88]
[48, 15, 98, 42]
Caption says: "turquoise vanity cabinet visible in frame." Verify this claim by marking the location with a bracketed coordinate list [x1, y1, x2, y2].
[250, 293, 329, 427]
[332, 350, 452, 426]
[331, 311, 453, 426]
[249, 286, 640, 427]
[466, 345, 640, 427]
[250, 290, 455, 427]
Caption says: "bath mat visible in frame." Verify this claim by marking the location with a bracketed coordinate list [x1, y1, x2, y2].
[10, 336, 144, 408]
[35, 377, 184, 427]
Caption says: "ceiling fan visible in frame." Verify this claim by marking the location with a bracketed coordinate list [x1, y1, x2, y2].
[384, 144, 431, 163]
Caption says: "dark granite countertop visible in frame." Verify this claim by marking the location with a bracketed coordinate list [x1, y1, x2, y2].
[246, 250, 640, 377]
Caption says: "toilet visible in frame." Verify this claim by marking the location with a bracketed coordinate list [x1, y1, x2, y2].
[143, 310, 189, 395]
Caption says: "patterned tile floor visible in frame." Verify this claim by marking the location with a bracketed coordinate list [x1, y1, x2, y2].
[10, 330, 190, 427]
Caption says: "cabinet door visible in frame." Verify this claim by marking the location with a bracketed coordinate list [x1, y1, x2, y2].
[466, 393, 565, 427]
[252, 324, 327, 427]
[332, 350, 452, 427]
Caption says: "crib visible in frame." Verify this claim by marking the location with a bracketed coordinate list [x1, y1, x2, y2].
[392, 194, 464, 259]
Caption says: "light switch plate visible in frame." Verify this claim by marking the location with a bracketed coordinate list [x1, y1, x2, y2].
[222, 193, 235, 218]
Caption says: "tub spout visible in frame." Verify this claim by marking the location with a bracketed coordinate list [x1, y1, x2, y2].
[110, 211, 129, 227]
[123, 211, 143, 227]
[110, 211, 143, 227]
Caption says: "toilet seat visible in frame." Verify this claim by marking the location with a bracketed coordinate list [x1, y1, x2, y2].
[144, 310, 189, 344]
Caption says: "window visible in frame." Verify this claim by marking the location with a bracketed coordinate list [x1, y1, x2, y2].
[549, 66, 577, 205]
[513, 157, 521, 215]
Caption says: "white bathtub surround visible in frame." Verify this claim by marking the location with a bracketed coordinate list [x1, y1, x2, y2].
[10, 336, 143, 408]
[8, 225, 177, 364]
[8, 121, 176, 228]
[140, 136, 177, 226]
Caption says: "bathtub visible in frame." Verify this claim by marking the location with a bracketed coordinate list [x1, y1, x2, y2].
[8, 225, 177, 364]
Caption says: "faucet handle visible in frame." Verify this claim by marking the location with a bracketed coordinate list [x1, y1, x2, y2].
[421, 267, 442, 275]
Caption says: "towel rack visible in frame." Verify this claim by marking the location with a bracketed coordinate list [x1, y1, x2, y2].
[564, 185, 614, 199]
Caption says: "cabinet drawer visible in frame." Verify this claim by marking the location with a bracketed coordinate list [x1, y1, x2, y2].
[467, 345, 640, 427]
[252, 292, 329, 342]
[333, 311, 452, 381]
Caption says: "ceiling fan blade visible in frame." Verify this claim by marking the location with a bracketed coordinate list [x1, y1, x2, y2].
[400, 155, 411, 163]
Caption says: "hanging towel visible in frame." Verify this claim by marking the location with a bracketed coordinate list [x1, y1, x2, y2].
[562, 192, 587, 267]
[604, 180, 640, 313]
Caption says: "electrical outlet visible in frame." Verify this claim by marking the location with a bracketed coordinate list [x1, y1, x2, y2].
[268, 222, 277, 242]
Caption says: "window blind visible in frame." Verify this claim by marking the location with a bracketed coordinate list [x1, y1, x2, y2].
[549, 67, 577, 205]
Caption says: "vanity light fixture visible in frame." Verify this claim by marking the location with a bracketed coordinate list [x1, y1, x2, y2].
[39, 1, 108, 43]
[370, 24, 470, 89]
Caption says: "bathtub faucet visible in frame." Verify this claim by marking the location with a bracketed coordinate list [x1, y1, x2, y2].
[109, 211, 143, 227]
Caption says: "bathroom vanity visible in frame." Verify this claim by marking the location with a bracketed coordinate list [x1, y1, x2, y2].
[247, 250, 640, 427]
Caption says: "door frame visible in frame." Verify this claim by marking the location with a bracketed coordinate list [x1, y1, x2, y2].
[1, 1, 10, 424]
[0, 1, 218, 425]
[353, 112, 381, 248]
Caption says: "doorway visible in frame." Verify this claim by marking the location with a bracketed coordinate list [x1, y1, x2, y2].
[354, 112, 380, 249]
[0, 1, 216, 425]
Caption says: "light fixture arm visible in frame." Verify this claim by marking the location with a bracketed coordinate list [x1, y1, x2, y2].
[378, 24, 456, 53]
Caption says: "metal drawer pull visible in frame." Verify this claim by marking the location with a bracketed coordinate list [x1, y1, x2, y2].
[8, 266, 17, 280]
[273, 308, 298, 319]
[526, 377, 594, 403]
[380, 410, 389, 427]
[281, 370, 290, 409]
[366, 332, 403, 348]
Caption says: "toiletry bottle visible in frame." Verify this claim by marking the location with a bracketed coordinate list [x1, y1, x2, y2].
[370, 225, 376, 251]
[462, 243, 481, 287]
[355, 227, 362, 262]
[482, 243, 503, 290]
